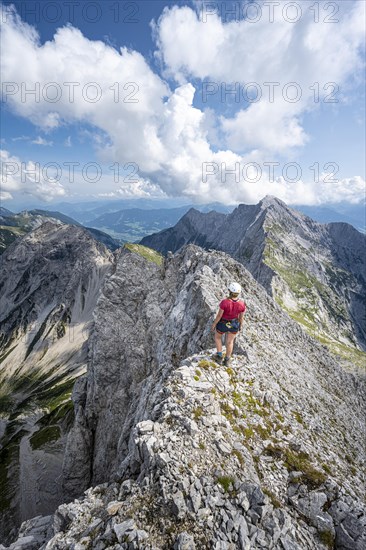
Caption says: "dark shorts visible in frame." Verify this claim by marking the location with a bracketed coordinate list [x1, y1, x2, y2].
[216, 318, 240, 334]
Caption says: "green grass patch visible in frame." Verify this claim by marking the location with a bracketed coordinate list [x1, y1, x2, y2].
[0, 426, 30, 511]
[193, 406, 204, 420]
[232, 391, 245, 408]
[124, 243, 163, 266]
[264, 444, 327, 489]
[36, 399, 74, 431]
[0, 394, 12, 415]
[220, 402, 239, 422]
[263, 487, 281, 508]
[265, 250, 365, 368]
[232, 449, 244, 466]
[0, 226, 27, 253]
[322, 463, 333, 475]
[217, 476, 234, 492]
[256, 424, 271, 439]
[0, 445, 18, 511]
[8, 374, 76, 420]
[198, 359, 217, 370]
[241, 425, 255, 439]
[292, 410, 305, 425]
[318, 529, 335, 549]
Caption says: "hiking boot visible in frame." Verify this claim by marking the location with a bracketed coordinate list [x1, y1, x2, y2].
[212, 353, 223, 365]
[223, 355, 232, 367]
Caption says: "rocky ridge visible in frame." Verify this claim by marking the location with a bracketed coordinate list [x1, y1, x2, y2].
[1, 237, 365, 549]
[141, 197, 366, 367]
[0, 210, 120, 253]
[3, 243, 364, 549]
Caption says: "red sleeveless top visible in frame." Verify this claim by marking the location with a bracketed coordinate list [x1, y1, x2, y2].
[219, 298, 246, 320]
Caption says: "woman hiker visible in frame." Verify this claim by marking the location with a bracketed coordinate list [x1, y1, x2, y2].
[211, 282, 246, 366]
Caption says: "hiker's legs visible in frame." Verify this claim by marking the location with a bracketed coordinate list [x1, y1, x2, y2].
[225, 332, 236, 358]
[215, 331, 223, 352]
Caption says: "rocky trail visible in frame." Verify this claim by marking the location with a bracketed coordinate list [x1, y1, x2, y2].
[2, 349, 365, 549]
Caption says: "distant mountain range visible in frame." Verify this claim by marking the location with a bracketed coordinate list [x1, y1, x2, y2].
[36, 198, 215, 225]
[2, 200, 365, 364]
[141, 196, 366, 368]
[6, 198, 365, 233]
[295, 202, 365, 233]
[85, 204, 232, 242]
[1, 203, 234, 244]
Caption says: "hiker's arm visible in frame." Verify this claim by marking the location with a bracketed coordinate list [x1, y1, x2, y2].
[211, 308, 224, 331]
[238, 312, 244, 331]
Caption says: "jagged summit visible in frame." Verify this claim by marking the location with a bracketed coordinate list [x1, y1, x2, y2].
[141, 198, 366, 365]
[181, 206, 225, 222]
[258, 194, 286, 208]
[233, 196, 295, 216]
[184, 206, 201, 217]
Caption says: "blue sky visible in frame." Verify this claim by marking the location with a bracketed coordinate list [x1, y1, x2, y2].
[1, 0, 365, 208]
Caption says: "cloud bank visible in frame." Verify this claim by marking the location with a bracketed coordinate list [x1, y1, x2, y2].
[0, 1, 365, 205]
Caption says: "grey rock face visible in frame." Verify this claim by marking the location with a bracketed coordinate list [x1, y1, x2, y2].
[0, 222, 113, 354]
[63, 244, 217, 497]
[0, 222, 113, 543]
[140, 207, 226, 254]
[141, 196, 366, 364]
[174, 531, 196, 549]
[0, 210, 121, 252]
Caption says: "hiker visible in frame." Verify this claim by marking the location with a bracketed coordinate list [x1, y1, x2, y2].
[211, 282, 246, 366]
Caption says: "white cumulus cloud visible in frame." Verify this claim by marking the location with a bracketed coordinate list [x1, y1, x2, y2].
[155, 1, 365, 155]
[0, 2, 364, 206]
[0, 149, 67, 202]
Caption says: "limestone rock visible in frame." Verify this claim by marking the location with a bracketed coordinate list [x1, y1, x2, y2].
[3, 243, 366, 550]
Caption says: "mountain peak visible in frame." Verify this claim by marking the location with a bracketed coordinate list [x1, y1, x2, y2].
[183, 206, 202, 218]
[259, 195, 288, 209]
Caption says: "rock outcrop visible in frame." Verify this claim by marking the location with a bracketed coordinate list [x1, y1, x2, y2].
[62, 243, 217, 498]
[0, 223, 113, 543]
[141, 197, 366, 367]
[4, 342, 365, 547]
